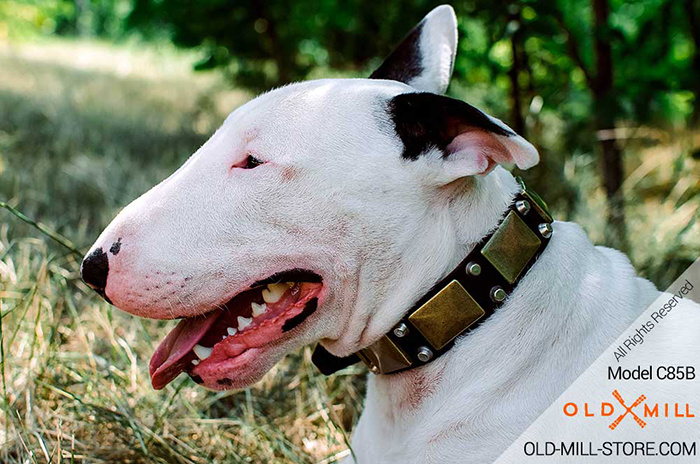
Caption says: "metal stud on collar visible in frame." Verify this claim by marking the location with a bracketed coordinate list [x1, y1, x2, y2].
[466, 261, 481, 276]
[417, 346, 433, 362]
[538, 223, 553, 239]
[393, 323, 408, 338]
[490, 286, 507, 302]
[515, 200, 531, 215]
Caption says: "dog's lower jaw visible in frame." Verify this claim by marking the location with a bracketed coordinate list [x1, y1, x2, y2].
[349, 221, 659, 464]
[193, 346, 284, 390]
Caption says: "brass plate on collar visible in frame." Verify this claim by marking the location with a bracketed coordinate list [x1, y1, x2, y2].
[481, 211, 541, 284]
[408, 280, 485, 351]
[357, 335, 412, 374]
[517, 177, 553, 223]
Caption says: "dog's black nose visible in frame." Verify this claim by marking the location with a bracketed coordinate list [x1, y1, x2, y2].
[81, 247, 109, 292]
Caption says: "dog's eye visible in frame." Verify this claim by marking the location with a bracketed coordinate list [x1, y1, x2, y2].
[234, 155, 264, 170]
[244, 155, 263, 169]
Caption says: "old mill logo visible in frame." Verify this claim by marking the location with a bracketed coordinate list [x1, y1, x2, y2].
[609, 390, 646, 430]
[563, 390, 694, 430]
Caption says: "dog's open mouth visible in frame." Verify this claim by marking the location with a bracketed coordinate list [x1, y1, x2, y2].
[149, 270, 323, 389]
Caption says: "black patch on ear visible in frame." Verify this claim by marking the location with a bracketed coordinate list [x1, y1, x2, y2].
[369, 22, 424, 84]
[282, 298, 318, 333]
[216, 378, 233, 386]
[387, 92, 514, 160]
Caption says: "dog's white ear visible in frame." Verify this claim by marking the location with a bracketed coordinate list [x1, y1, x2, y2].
[370, 5, 457, 94]
[389, 93, 539, 181]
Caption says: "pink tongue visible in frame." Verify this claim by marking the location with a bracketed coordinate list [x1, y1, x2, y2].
[149, 311, 221, 390]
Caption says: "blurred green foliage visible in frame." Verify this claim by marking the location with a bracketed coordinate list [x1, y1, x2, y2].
[0, 0, 131, 38]
[3, 0, 697, 126]
[4, 1, 699, 227]
[6, 1, 698, 113]
[0, 4, 698, 462]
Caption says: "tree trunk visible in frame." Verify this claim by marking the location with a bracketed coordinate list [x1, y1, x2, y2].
[592, 0, 627, 251]
[684, 0, 700, 124]
[508, 13, 526, 137]
[252, 2, 294, 86]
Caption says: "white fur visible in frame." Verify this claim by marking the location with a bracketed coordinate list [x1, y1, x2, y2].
[85, 5, 662, 463]
[350, 214, 658, 463]
[409, 5, 458, 94]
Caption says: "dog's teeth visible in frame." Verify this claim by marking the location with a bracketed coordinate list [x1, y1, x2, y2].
[191, 359, 199, 366]
[222, 335, 227, 340]
[237, 316, 252, 330]
[261, 289, 275, 303]
[227, 327, 237, 336]
[193, 344, 213, 360]
[251, 302, 267, 317]
[262, 283, 287, 303]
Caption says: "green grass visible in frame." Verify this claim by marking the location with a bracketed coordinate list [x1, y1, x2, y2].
[0, 36, 698, 464]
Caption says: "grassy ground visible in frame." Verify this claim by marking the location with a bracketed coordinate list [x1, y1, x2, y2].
[0, 37, 698, 464]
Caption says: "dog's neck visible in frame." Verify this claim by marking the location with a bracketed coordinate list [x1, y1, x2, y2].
[352, 168, 522, 352]
[448, 168, 522, 258]
[353, 171, 657, 460]
[368, 168, 533, 405]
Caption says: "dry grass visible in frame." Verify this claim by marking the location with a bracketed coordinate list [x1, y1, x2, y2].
[553, 126, 700, 287]
[1, 36, 698, 464]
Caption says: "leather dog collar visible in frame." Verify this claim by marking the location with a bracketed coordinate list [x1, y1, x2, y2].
[312, 178, 554, 375]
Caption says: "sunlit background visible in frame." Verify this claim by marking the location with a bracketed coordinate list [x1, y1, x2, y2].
[1, 1, 699, 462]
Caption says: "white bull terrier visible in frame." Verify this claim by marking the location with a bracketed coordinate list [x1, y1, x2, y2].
[82, 5, 661, 463]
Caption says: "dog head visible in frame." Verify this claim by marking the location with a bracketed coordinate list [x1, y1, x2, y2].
[82, 5, 538, 390]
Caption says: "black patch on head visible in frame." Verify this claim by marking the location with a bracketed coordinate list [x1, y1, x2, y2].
[216, 378, 233, 386]
[282, 298, 318, 333]
[369, 22, 424, 84]
[109, 238, 122, 255]
[387, 92, 515, 160]
[81, 247, 109, 291]
[190, 374, 203, 384]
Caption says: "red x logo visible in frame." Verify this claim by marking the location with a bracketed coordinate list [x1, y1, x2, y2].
[609, 390, 646, 430]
